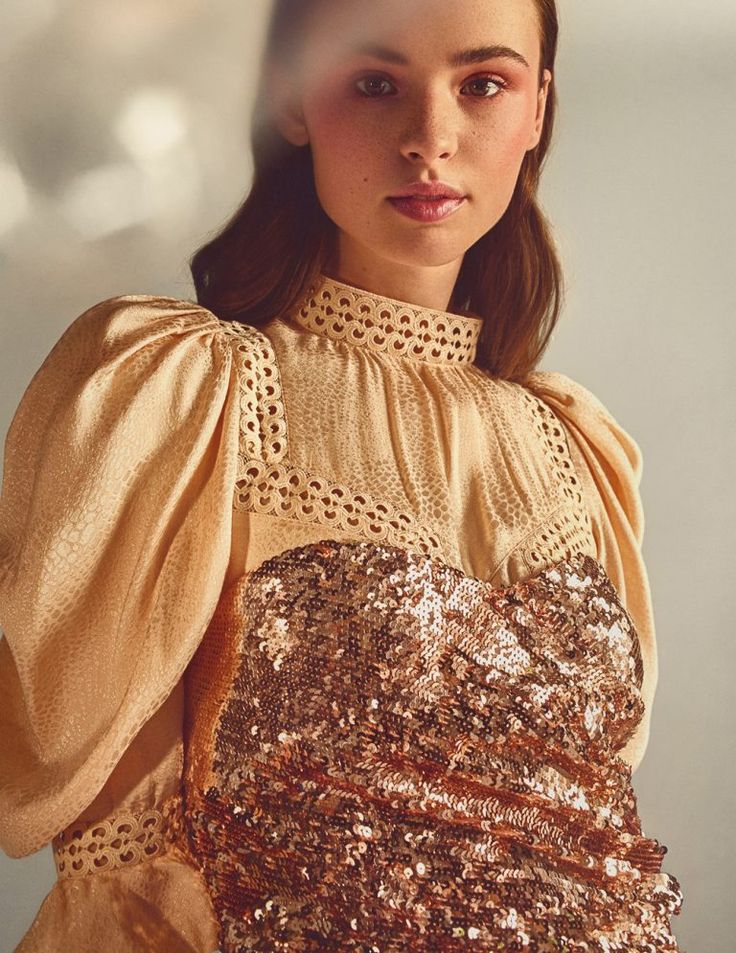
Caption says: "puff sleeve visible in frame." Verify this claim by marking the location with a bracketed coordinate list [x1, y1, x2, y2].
[523, 371, 658, 775]
[0, 295, 241, 950]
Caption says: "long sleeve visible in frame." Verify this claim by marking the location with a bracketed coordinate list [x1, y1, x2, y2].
[0, 295, 241, 950]
[523, 370, 658, 774]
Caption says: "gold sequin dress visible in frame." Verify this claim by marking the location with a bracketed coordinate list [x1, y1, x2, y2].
[0, 274, 684, 951]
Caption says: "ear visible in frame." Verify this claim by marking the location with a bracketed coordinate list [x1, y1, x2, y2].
[269, 63, 310, 147]
[527, 68, 552, 151]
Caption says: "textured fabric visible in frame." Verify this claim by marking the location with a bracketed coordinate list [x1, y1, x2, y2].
[0, 272, 677, 950]
[13, 855, 220, 953]
[183, 539, 682, 951]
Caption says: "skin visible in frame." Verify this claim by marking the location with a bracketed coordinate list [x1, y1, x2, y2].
[273, 0, 551, 313]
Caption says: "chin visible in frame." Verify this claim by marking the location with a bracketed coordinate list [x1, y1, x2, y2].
[381, 232, 471, 261]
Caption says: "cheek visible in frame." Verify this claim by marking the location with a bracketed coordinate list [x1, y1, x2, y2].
[475, 104, 534, 164]
[465, 109, 534, 204]
[305, 94, 382, 183]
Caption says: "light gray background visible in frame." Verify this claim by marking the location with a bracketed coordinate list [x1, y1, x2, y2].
[1, 1, 734, 950]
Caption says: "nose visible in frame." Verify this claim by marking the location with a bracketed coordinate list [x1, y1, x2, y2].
[398, 88, 459, 164]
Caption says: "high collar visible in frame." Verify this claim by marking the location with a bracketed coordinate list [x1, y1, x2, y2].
[284, 272, 483, 366]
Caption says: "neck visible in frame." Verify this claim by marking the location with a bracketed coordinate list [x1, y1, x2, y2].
[324, 244, 464, 315]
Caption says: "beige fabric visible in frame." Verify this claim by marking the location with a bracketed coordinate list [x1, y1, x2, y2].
[14, 853, 220, 953]
[523, 371, 658, 772]
[0, 273, 658, 950]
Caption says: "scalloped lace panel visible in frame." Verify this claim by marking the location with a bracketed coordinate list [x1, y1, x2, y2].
[517, 387, 594, 573]
[217, 294, 595, 586]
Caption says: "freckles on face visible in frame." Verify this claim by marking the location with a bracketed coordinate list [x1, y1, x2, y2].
[306, 80, 532, 238]
[462, 99, 538, 190]
[306, 91, 378, 182]
[297, 0, 545, 259]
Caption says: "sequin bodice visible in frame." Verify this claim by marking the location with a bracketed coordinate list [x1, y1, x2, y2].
[181, 540, 682, 952]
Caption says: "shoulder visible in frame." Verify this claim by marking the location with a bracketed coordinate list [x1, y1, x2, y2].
[63, 294, 287, 465]
[523, 369, 622, 419]
[521, 370, 645, 547]
[60, 293, 223, 352]
[521, 370, 643, 482]
[5, 294, 283, 474]
[44, 293, 282, 386]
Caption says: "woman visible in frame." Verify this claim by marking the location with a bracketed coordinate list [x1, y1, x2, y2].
[0, 0, 684, 949]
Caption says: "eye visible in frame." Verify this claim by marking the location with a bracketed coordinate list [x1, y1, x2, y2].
[354, 75, 396, 98]
[461, 75, 508, 98]
[353, 73, 508, 100]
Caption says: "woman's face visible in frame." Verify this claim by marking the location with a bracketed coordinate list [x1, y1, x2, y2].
[275, 0, 551, 286]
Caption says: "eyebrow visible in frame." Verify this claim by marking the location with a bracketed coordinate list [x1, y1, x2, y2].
[345, 42, 530, 71]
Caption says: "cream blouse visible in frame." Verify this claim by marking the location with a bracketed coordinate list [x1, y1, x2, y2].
[0, 273, 658, 951]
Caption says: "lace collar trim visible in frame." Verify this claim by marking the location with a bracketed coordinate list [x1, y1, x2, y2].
[284, 272, 483, 365]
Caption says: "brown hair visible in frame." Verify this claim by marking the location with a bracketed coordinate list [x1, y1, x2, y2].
[190, 0, 562, 382]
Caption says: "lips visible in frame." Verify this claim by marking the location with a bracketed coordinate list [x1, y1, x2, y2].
[387, 195, 466, 223]
[401, 193, 459, 200]
[389, 181, 466, 200]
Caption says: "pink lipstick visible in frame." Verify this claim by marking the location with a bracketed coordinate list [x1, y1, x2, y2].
[388, 196, 466, 222]
[387, 180, 467, 223]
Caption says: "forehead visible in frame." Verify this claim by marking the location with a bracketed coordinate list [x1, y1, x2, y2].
[299, 0, 541, 74]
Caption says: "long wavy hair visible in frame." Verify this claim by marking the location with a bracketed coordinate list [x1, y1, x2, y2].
[190, 0, 562, 381]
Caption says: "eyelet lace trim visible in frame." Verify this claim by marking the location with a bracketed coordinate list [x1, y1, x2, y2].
[219, 318, 450, 560]
[218, 319, 288, 462]
[217, 318, 593, 580]
[52, 793, 185, 879]
[235, 458, 448, 560]
[517, 390, 595, 570]
[284, 274, 483, 365]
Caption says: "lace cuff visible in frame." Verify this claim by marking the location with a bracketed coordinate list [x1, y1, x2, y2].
[51, 792, 186, 880]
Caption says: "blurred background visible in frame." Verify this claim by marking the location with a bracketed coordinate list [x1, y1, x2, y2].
[1, 0, 734, 949]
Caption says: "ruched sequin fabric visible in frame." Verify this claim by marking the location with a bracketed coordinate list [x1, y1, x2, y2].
[183, 538, 683, 952]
